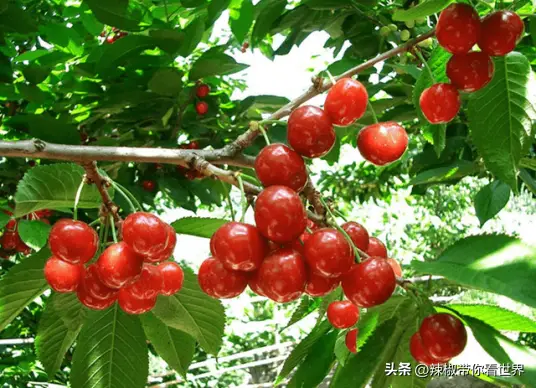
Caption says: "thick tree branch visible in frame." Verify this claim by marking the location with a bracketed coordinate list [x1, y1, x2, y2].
[81, 161, 121, 222]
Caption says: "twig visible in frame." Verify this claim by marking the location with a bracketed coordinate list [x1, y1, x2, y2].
[81, 161, 121, 222]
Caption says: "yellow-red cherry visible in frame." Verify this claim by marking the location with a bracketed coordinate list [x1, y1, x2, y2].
[157, 262, 184, 296]
[48, 219, 98, 264]
[145, 224, 177, 263]
[479, 11, 524, 56]
[304, 228, 354, 278]
[436, 3, 481, 54]
[327, 300, 359, 329]
[419, 83, 461, 124]
[44, 256, 84, 293]
[446, 52, 494, 92]
[122, 212, 169, 257]
[386, 258, 402, 277]
[324, 78, 368, 126]
[357, 122, 408, 166]
[95, 241, 144, 289]
[198, 257, 248, 299]
[342, 258, 396, 307]
[287, 106, 335, 158]
[254, 144, 308, 192]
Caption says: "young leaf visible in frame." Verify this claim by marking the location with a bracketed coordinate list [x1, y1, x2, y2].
[412, 234, 536, 308]
[151, 269, 225, 355]
[468, 53, 536, 191]
[0, 248, 49, 331]
[140, 312, 195, 378]
[17, 219, 51, 251]
[35, 293, 86, 377]
[189, 51, 248, 81]
[14, 163, 107, 217]
[393, 0, 453, 22]
[171, 217, 227, 238]
[474, 180, 511, 226]
[71, 305, 148, 388]
[230, 0, 254, 43]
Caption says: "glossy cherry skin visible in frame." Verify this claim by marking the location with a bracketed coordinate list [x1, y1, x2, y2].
[367, 237, 387, 258]
[386, 258, 402, 278]
[123, 264, 163, 299]
[157, 262, 184, 296]
[324, 78, 368, 126]
[357, 122, 408, 166]
[420, 313, 467, 360]
[198, 257, 248, 299]
[446, 52, 494, 92]
[79, 265, 118, 300]
[77, 283, 117, 310]
[345, 328, 359, 353]
[145, 224, 177, 263]
[118, 288, 157, 315]
[254, 186, 307, 244]
[48, 219, 99, 264]
[122, 212, 169, 257]
[410, 332, 448, 365]
[327, 301, 360, 329]
[342, 222, 369, 252]
[479, 11, 524, 56]
[196, 101, 208, 115]
[1, 231, 18, 250]
[196, 84, 210, 98]
[304, 228, 353, 278]
[142, 180, 155, 192]
[210, 222, 268, 272]
[287, 105, 335, 158]
[44, 256, 84, 293]
[436, 3, 481, 54]
[253, 248, 307, 303]
[304, 269, 340, 297]
[419, 83, 461, 124]
[255, 144, 308, 192]
[95, 242, 144, 289]
[248, 272, 266, 296]
[342, 258, 396, 308]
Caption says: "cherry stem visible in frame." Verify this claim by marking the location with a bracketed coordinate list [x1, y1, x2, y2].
[258, 125, 271, 145]
[88, 219, 100, 227]
[414, 48, 435, 83]
[236, 174, 248, 223]
[367, 101, 379, 124]
[333, 209, 348, 222]
[109, 215, 118, 243]
[221, 181, 236, 221]
[73, 177, 86, 221]
[109, 181, 137, 213]
[325, 70, 337, 85]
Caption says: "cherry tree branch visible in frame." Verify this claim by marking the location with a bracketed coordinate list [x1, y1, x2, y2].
[81, 161, 121, 222]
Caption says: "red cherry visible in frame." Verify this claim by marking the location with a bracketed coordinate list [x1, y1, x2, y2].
[345, 328, 359, 353]
[342, 258, 396, 307]
[106, 35, 115, 44]
[123, 264, 163, 299]
[95, 241, 144, 289]
[48, 219, 99, 264]
[44, 256, 83, 293]
[0, 231, 18, 250]
[142, 180, 156, 192]
[287, 106, 335, 158]
[419, 83, 461, 124]
[196, 84, 210, 98]
[196, 101, 209, 115]
[304, 228, 353, 278]
[357, 122, 408, 166]
[198, 257, 248, 299]
[145, 224, 176, 263]
[15, 237, 31, 255]
[122, 212, 169, 256]
[327, 300, 360, 329]
[478, 11, 524, 56]
[188, 141, 199, 149]
[252, 248, 306, 303]
[410, 332, 448, 365]
[367, 237, 388, 258]
[77, 283, 117, 310]
[118, 288, 157, 315]
[248, 272, 266, 296]
[386, 258, 402, 277]
[79, 265, 118, 300]
[157, 262, 184, 296]
[341, 221, 369, 252]
[324, 78, 368, 126]
[254, 186, 307, 244]
[254, 144, 308, 192]
[0, 249, 12, 259]
[436, 3, 481, 54]
[210, 222, 268, 272]
[446, 51, 494, 92]
[420, 313, 467, 360]
[305, 269, 340, 297]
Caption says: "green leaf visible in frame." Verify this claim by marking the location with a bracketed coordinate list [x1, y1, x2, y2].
[148, 68, 183, 96]
[39, 23, 84, 56]
[177, 17, 205, 57]
[344, 15, 380, 59]
[0, 248, 49, 331]
[35, 293, 86, 377]
[412, 234, 536, 308]
[171, 217, 227, 238]
[283, 295, 319, 331]
[0, 211, 9, 229]
[276, 320, 331, 384]
[230, 0, 254, 43]
[151, 269, 225, 355]
[409, 160, 479, 185]
[442, 304, 536, 333]
[17, 219, 51, 251]
[71, 305, 148, 388]
[189, 50, 248, 81]
[463, 316, 536, 385]
[468, 53, 536, 191]
[140, 312, 195, 379]
[15, 163, 107, 217]
[84, 0, 143, 31]
[334, 310, 379, 366]
[316, 288, 342, 325]
[80, 11, 104, 36]
[96, 35, 157, 74]
[251, 0, 287, 47]
[22, 65, 52, 84]
[474, 180, 511, 227]
[0, 3, 38, 34]
[393, 0, 453, 21]
[149, 29, 185, 54]
[6, 114, 79, 145]
[287, 330, 337, 388]
[17, 84, 51, 104]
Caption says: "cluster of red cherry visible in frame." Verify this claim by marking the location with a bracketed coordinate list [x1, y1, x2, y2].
[43, 212, 184, 314]
[0, 209, 52, 258]
[100, 27, 128, 44]
[419, 5, 524, 124]
[410, 313, 468, 364]
[195, 83, 210, 116]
